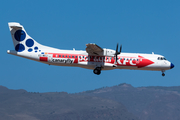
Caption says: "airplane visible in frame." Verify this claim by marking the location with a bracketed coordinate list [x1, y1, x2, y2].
[7, 22, 174, 76]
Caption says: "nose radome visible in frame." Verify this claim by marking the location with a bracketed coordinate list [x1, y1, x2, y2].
[170, 63, 174, 69]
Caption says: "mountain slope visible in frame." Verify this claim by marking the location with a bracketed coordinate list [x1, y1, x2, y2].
[1, 83, 180, 120]
[0, 85, 138, 120]
[78, 83, 180, 120]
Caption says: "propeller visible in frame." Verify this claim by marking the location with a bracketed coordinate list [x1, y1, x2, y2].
[115, 43, 122, 63]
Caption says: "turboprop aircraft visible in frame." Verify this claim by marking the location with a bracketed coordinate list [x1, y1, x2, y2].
[7, 22, 174, 76]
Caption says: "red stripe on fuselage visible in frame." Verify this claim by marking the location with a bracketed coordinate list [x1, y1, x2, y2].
[40, 57, 48, 62]
[46, 53, 154, 67]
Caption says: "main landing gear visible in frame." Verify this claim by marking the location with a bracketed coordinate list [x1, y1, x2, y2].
[93, 67, 101, 75]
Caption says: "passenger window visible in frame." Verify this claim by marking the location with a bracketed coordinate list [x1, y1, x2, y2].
[72, 56, 74, 58]
[59, 55, 61, 57]
[76, 56, 77, 58]
[62, 55, 64, 57]
[69, 55, 71, 58]
[66, 55, 67, 58]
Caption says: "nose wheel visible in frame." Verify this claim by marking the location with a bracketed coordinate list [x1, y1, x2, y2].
[93, 67, 101, 75]
[161, 70, 165, 76]
[162, 73, 165, 76]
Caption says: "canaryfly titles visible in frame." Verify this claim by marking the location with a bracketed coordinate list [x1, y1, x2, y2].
[51, 58, 75, 64]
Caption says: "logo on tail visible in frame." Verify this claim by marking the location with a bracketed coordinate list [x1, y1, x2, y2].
[8, 22, 40, 53]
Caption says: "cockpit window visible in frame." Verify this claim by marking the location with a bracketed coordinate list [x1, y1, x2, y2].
[157, 57, 166, 60]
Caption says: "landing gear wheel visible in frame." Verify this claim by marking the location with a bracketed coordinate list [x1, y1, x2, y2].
[93, 67, 101, 75]
[162, 73, 165, 76]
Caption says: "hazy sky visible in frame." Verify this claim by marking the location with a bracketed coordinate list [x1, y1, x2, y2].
[1, 0, 179, 93]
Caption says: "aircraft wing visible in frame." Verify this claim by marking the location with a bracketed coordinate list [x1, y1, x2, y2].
[86, 43, 103, 55]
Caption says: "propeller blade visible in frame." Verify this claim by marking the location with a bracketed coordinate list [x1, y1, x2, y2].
[119, 44, 122, 54]
[116, 53, 118, 63]
[115, 43, 119, 63]
[116, 43, 118, 54]
[115, 44, 122, 63]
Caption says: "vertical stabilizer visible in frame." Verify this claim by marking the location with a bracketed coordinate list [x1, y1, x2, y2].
[8, 22, 44, 53]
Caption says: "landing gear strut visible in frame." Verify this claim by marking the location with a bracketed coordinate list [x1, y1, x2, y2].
[93, 67, 101, 75]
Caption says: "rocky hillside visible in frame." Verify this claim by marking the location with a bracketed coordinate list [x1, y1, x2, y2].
[79, 83, 180, 120]
[0, 85, 138, 120]
[1, 84, 180, 120]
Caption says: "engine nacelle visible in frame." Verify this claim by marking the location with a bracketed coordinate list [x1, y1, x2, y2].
[103, 48, 116, 56]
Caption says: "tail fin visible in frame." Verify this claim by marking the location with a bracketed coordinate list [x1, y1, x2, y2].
[8, 22, 42, 53]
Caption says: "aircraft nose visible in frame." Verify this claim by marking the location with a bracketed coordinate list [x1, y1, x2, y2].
[170, 63, 174, 69]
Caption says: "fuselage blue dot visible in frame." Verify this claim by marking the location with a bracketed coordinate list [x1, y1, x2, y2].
[26, 39, 34, 47]
[34, 46, 38, 50]
[15, 44, 25, 52]
[14, 30, 26, 41]
[28, 48, 33, 52]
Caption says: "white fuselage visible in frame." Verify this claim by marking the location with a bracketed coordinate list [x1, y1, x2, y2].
[7, 22, 174, 75]
[7, 48, 172, 71]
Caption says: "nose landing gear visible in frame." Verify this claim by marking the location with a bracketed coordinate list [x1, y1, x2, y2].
[162, 73, 165, 76]
[93, 67, 101, 75]
[161, 70, 165, 76]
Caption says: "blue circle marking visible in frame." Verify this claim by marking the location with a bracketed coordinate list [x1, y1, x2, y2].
[15, 44, 25, 52]
[14, 30, 26, 41]
[28, 48, 33, 52]
[26, 39, 34, 47]
[34, 46, 38, 50]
